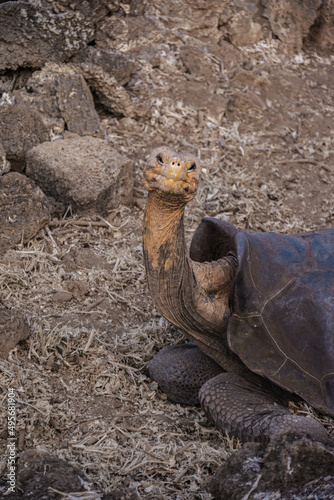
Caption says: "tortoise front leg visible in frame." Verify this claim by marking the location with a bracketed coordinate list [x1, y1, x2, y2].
[200, 372, 328, 443]
[148, 343, 328, 443]
[148, 343, 224, 405]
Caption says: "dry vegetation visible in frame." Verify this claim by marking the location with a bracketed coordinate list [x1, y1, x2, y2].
[1, 24, 334, 500]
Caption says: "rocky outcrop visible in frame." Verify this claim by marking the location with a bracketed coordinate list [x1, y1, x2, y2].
[0, 63, 103, 171]
[0, 1, 332, 499]
[0, 2, 94, 71]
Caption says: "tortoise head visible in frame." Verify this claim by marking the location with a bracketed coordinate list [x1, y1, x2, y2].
[144, 146, 201, 203]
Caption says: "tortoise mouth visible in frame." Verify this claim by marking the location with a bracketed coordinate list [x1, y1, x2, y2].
[144, 169, 199, 201]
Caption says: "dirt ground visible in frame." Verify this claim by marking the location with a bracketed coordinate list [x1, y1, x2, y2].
[1, 2, 334, 499]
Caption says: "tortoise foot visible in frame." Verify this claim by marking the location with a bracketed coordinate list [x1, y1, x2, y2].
[148, 343, 223, 405]
[199, 372, 328, 443]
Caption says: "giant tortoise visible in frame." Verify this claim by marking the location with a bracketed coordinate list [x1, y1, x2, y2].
[142, 146, 334, 443]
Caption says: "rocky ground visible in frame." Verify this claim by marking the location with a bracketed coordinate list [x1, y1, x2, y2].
[0, 1, 333, 499]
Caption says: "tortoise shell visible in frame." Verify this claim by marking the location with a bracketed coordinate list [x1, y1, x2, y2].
[190, 218, 334, 417]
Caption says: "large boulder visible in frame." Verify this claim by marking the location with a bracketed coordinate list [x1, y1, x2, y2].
[0, 1, 94, 71]
[0, 172, 51, 256]
[26, 135, 134, 215]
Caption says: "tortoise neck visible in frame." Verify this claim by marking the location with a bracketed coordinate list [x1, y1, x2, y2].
[143, 191, 245, 373]
[143, 191, 192, 330]
[143, 192, 187, 292]
[143, 192, 186, 252]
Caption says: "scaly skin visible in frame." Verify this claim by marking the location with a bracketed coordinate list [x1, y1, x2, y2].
[143, 146, 328, 443]
[143, 147, 243, 372]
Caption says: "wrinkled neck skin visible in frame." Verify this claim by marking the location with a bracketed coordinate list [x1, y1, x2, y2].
[143, 191, 244, 372]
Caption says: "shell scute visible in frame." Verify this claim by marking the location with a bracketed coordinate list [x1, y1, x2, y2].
[229, 229, 334, 416]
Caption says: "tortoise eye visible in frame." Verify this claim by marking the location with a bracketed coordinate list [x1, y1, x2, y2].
[157, 154, 164, 165]
[188, 163, 196, 172]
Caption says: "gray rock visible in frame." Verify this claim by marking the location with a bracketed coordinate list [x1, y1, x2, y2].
[26, 135, 134, 215]
[0, 1, 94, 71]
[95, 16, 164, 52]
[0, 143, 10, 175]
[306, 0, 334, 51]
[72, 47, 139, 86]
[228, 11, 263, 46]
[180, 45, 217, 80]
[263, 0, 322, 53]
[16, 449, 88, 498]
[45, 0, 113, 25]
[0, 307, 30, 359]
[0, 172, 51, 256]
[0, 92, 54, 172]
[27, 63, 103, 137]
[78, 62, 150, 120]
[209, 433, 334, 499]
[0, 63, 103, 171]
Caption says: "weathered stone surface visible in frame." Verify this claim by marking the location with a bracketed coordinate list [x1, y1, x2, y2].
[130, 46, 161, 67]
[95, 16, 164, 52]
[306, 0, 334, 51]
[0, 143, 10, 176]
[262, 0, 322, 53]
[45, 0, 114, 25]
[168, 80, 227, 119]
[262, 436, 334, 489]
[218, 1, 264, 47]
[72, 47, 139, 86]
[0, 63, 103, 171]
[15, 450, 88, 498]
[209, 434, 334, 499]
[0, 2, 94, 71]
[0, 172, 51, 255]
[0, 92, 55, 171]
[25, 135, 134, 215]
[180, 45, 217, 80]
[70, 47, 150, 119]
[26, 63, 103, 138]
[78, 63, 150, 121]
[229, 11, 263, 46]
[0, 307, 30, 358]
[214, 40, 243, 71]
